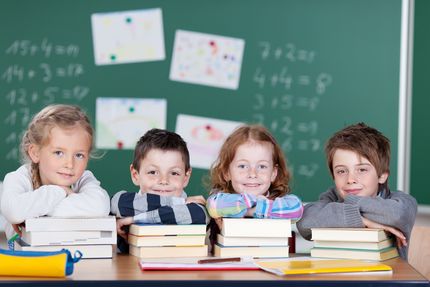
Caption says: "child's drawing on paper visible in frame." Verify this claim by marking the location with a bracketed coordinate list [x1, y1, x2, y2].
[96, 97, 167, 149]
[169, 30, 245, 90]
[91, 8, 165, 65]
[175, 114, 243, 169]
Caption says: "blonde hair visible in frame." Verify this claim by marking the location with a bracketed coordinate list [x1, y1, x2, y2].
[210, 124, 290, 199]
[20, 104, 93, 189]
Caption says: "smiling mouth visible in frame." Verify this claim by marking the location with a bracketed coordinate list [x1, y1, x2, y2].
[345, 189, 361, 194]
[243, 183, 260, 188]
[153, 190, 173, 193]
[58, 172, 74, 177]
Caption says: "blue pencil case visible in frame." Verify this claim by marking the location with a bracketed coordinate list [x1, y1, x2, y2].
[0, 248, 82, 277]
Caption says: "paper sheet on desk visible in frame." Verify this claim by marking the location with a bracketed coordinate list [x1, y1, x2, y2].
[139, 257, 259, 271]
[255, 257, 392, 276]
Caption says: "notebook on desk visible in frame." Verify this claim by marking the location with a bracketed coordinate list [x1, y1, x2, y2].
[255, 258, 393, 276]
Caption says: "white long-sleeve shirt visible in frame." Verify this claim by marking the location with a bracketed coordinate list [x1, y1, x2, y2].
[1, 164, 110, 240]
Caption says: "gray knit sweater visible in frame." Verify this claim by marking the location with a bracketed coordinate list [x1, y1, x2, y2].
[296, 187, 417, 260]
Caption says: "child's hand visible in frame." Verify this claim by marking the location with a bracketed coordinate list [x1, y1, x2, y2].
[12, 223, 24, 236]
[186, 195, 206, 205]
[362, 217, 407, 248]
[215, 217, 223, 231]
[245, 207, 256, 217]
[116, 217, 133, 239]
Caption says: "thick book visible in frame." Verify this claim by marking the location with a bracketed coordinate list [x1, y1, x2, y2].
[314, 238, 394, 251]
[128, 234, 206, 247]
[129, 245, 208, 258]
[221, 218, 291, 238]
[24, 216, 116, 232]
[129, 224, 206, 236]
[21, 229, 116, 246]
[310, 246, 399, 261]
[15, 238, 113, 259]
[256, 258, 392, 276]
[311, 228, 390, 242]
[214, 244, 289, 258]
[217, 234, 289, 247]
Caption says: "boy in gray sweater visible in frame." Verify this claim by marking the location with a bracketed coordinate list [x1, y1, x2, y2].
[296, 123, 417, 260]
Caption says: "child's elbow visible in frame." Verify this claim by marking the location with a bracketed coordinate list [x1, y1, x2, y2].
[295, 219, 312, 241]
[95, 203, 111, 217]
[1, 198, 24, 224]
[207, 207, 220, 219]
[87, 196, 111, 217]
[1, 207, 25, 225]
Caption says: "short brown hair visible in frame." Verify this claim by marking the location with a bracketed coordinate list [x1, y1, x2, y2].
[210, 124, 290, 199]
[325, 122, 390, 182]
[132, 129, 190, 172]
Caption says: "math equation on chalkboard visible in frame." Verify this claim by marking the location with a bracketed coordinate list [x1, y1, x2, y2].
[1, 39, 89, 162]
[251, 41, 333, 179]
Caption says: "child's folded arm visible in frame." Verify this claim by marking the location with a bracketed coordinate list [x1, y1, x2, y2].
[111, 191, 188, 218]
[206, 192, 257, 218]
[254, 194, 304, 220]
[51, 171, 110, 217]
[296, 201, 363, 240]
[349, 192, 417, 235]
[2, 171, 66, 224]
[133, 202, 208, 225]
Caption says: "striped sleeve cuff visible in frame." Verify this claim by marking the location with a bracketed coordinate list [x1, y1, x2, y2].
[254, 197, 273, 218]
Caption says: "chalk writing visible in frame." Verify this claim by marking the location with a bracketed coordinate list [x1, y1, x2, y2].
[1, 40, 87, 162]
[252, 41, 333, 179]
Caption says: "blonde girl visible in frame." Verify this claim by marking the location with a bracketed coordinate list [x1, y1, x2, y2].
[1, 104, 110, 245]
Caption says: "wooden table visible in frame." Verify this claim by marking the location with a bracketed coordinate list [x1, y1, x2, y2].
[0, 254, 429, 286]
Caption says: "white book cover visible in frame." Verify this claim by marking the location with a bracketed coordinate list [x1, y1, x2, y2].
[15, 239, 113, 259]
[217, 234, 289, 247]
[129, 224, 206, 236]
[25, 216, 116, 232]
[221, 218, 292, 238]
[311, 228, 389, 243]
[21, 230, 116, 246]
[214, 244, 289, 258]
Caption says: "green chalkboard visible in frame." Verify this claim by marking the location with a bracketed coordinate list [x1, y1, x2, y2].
[1, 0, 402, 201]
[411, 0, 430, 206]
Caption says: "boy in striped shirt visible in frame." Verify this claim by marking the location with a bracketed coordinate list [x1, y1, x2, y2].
[110, 129, 209, 253]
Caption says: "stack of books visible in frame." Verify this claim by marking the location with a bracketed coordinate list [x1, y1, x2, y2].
[127, 223, 208, 258]
[310, 228, 399, 261]
[15, 216, 116, 259]
[214, 218, 291, 258]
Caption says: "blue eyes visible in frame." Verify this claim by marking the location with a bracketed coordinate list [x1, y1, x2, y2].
[53, 151, 86, 160]
[237, 164, 268, 170]
[76, 153, 85, 159]
[54, 151, 64, 156]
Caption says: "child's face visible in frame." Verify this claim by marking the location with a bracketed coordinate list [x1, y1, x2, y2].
[28, 126, 91, 187]
[226, 140, 277, 197]
[332, 149, 388, 199]
[131, 149, 191, 197]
